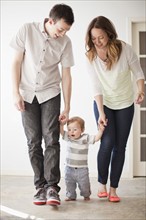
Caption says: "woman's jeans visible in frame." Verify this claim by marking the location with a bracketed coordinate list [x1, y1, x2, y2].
[94, 102, 134, 188]
[21, 95, 61, 192]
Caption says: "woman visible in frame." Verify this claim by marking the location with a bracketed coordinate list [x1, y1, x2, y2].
[85, 16, 145, 202]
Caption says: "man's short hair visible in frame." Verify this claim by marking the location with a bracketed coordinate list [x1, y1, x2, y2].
[49, 4, 74, 25]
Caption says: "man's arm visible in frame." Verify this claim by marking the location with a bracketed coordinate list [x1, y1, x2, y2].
[59, 67, 72, 123]
[11, 50, 25, 111]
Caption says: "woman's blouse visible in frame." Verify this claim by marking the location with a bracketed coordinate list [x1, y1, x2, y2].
[86, 42, 145, 109]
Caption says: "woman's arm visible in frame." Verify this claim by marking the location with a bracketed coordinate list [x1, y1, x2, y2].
[94, 95, 108, 126]
[135, 79, 145, 104]
[126, 44, 145, 105]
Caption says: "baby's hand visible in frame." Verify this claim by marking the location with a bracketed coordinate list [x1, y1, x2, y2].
[60, 122, 66, 126]
[98, 123, 105, 132]
[59, 119, 66, 126]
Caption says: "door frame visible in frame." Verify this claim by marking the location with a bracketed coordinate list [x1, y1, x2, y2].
[127, 17, 146, 178]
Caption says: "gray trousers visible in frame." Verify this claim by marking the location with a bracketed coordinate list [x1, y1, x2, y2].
[65, 166, 91, 199]
[21, 95, 61, 192]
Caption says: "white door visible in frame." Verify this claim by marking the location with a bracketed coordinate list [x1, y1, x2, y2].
[132, 22, 146, 176]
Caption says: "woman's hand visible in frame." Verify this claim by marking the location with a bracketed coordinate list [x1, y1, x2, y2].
[98, 112, 108, 127]
[135, 92, 145, 105]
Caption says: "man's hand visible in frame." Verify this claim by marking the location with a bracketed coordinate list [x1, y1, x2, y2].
[14, 93, 25, 112]
[59, 110, 69, 124]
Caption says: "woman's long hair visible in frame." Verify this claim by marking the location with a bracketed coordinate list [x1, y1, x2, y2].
[85, 16, 122, 70]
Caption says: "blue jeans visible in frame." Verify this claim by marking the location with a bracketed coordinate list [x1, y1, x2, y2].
[94, 102, 134, 188]
[65, 166, 91, 199]
[21, 95, 61, 192]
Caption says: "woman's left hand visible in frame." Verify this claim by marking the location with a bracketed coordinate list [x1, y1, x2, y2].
[135, 92, 145, 104]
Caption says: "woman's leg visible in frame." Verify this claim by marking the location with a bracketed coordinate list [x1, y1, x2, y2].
[110, 104, 134, 191]
[94, 101, 116, 191]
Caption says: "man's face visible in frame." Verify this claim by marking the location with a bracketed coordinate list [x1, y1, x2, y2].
[49, 18, 71, 38]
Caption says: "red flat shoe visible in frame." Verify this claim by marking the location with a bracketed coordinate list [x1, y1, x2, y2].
[109, 195, 120, 202]
[97, 192, 108, 198]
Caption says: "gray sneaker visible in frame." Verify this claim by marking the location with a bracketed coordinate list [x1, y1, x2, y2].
[33, 188, 46, 205]
[46, 187, 61, 206]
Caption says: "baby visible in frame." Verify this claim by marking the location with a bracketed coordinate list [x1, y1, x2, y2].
[60, 116, 105, 201]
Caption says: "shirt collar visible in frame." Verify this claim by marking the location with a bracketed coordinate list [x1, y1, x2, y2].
[39, 18, 51, 38]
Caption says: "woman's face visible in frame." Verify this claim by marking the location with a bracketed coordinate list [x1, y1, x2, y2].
[91, 28, 109, 49]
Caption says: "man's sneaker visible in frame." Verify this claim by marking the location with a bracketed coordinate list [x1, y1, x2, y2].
[33, 188, 46, 205]
[46, 187, 61, 206]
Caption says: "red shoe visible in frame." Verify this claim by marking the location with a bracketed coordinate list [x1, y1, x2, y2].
[46, 188, 61, 206]
[97, 192, 108, 198]
[33, 188, 46, 205]
[109, 195, 120, 202]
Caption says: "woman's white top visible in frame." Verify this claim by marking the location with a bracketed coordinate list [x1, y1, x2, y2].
[86, 42, 145, 109]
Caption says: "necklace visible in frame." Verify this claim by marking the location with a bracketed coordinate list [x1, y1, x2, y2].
[95, 46, 108, 62]
[96, 50, 108, 62]
[103, 57, 108, 62]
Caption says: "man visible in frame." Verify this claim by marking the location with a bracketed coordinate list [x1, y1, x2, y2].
[10, 4, 74, 206]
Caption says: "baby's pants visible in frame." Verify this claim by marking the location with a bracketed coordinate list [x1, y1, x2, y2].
[65, 166, 91, 199]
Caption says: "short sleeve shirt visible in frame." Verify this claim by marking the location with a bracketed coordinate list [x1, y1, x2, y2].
[10, 19, 74, 103]
[62, 131, 96, 167]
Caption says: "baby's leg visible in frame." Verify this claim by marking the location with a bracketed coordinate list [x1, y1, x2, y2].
[77, 168, 91, 199]
[65, 166, 77, 200]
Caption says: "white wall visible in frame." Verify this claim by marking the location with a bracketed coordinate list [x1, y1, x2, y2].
[1, 1, 145, 178]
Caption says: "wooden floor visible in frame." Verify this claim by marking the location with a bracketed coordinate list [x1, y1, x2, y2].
[1, 176, 146, 220]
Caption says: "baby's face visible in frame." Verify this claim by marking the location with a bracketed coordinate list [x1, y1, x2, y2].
[67, 122, 82, 140]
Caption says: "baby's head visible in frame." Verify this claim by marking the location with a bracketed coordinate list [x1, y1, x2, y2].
[67, 116, 85, 140]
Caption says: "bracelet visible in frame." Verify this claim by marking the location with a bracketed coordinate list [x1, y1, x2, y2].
[138, 91, 145, 96]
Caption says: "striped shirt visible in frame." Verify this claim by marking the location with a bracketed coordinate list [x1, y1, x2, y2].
[63, 131, 95, 168]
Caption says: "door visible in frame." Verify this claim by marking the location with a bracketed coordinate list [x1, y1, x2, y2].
[132, 21, 146, 176]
